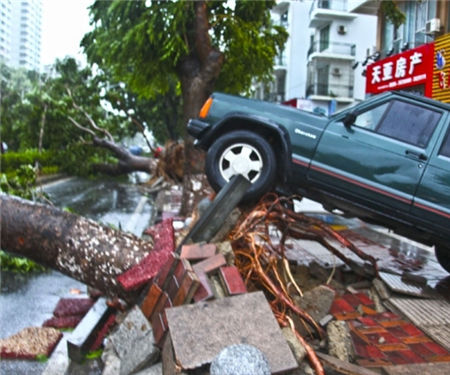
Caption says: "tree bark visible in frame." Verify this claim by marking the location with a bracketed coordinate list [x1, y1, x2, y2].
[0, 194, 153, 300]
[91, 136, 156, 175]
[177, 1, 224, 216]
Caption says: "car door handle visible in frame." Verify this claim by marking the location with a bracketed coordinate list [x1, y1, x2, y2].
[405, 150, 428, 161]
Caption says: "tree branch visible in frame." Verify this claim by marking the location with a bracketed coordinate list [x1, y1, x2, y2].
[66, 87, 114, 142]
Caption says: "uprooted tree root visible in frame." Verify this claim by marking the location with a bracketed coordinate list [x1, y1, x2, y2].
[230, 193, 379, 375]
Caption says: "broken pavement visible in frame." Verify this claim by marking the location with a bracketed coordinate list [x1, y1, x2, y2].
[1, 176, 450, 375]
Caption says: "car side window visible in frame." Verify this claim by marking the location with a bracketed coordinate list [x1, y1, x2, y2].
[375, 100, 441, 148]
[353, 103, 390, 130]
[439, 128, 450, 158]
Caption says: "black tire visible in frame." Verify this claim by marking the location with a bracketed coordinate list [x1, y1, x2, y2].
[205, 130, 277, 202]
[435, 247, 450, 273]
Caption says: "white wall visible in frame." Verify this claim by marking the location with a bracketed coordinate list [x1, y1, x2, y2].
[284, 1, 312, 100]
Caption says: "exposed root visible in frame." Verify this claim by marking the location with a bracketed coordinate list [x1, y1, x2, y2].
[230, 193, 378, 375]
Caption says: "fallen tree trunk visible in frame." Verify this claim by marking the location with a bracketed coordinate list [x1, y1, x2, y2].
[91, 137, 156, 175]
[0, 194, 153, 300]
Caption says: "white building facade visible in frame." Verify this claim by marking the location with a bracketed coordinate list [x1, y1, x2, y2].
[0, 0, 42, 71]
[255, 0, 377, 115]
[306, 0, 377, 114]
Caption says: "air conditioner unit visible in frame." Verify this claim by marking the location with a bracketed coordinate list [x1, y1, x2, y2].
[332, 68, 341, 76]
[337, 25, 346, 35]
[425, 18, 440, 34]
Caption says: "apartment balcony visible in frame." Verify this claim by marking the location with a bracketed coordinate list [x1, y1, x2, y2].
[306, 82, 354, 102]
[307, 41, 356, 61]
[347, 0, 379, 15]
[309, 0, 356, 28]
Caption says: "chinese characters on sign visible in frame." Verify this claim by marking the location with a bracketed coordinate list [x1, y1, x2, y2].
[366, 43, 434, 96]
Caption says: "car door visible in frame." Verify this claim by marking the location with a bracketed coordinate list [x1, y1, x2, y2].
[412, 117, 450, 235]
[309, 98, 444, 214]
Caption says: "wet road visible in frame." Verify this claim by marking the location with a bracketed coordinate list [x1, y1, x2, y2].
[43, 176, 155, 237]
[0, 176, 155, 374]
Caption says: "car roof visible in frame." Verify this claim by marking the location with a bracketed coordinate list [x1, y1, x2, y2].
[376, 91, 450, 111]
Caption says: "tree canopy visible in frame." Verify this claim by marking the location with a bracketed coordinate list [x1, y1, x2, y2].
[1, 59, 183, 176]
[81, 0, 288, 120]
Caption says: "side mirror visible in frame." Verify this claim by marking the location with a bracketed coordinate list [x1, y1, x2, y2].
[342, 112, 356, 127]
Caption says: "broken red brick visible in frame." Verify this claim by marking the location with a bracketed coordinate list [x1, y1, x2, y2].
[219, 266, 247, 296]
[330, 298, 355, 315]
[192, 253, 226, 275]
[53, 298, 95, 317]
[385, 349, 426, 365]
[180, 243, 216, 261]
[173, 258, 193, 285]
[43, 316, 82, 329]
[117, 218, 175, 291]
[354, 292, 375, 306]
[334, 311, 360, 321]
[166, 275, 180, 301]
[89, 314, 116, 351]
[173, 271, 200, 306]
[366, 331, 401, 345]
[403, 336, 432, 345]
[365, 345, 387, 359]
[422, 341, 450, 356]
[429, 355, 450, 362]
[360, 305, 377, 315]
[401, 323, 425, 337]
[154, 253, 178, 289]
[343, 293, 363, 308]
[140, 283, 163, 319]
[379, 320, 408, 328]
[150, 292, 172, 323]
[377, 343, 409, 351]
[357, 317, 378, 327]
[193, 272, 214, 302]
[151, 312, 167, 347]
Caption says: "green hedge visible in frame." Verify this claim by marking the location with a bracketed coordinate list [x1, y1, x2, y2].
[1, 149, 56, 172]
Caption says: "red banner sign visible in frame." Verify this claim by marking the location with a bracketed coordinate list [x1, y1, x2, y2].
[366, 43, 434, 96]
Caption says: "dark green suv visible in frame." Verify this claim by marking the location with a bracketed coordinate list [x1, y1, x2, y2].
[188, 91, 450, 272]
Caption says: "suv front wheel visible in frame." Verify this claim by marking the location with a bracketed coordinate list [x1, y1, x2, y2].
[205, 130, 277, 202]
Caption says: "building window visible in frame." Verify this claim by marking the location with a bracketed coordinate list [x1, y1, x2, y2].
[319, 25, 330, 52]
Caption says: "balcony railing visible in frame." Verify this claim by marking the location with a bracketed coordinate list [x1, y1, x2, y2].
[306, 83, 353, 98]
[308, 41, 356, 57]
[310, 0, 348, 16]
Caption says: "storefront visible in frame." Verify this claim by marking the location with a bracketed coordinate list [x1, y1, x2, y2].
[365, 33, 450, 104]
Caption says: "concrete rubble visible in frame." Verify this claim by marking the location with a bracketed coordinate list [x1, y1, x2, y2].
[2, 177, 450, 375]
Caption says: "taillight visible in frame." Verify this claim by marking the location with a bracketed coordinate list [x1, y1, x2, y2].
[199, 97, 213, 118]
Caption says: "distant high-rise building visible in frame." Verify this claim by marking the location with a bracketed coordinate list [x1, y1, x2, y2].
[0, 0, 42, 71]
[0, 0, 13, 65]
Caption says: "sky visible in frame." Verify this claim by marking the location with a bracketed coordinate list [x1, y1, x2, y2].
[41, 0, 92, 66]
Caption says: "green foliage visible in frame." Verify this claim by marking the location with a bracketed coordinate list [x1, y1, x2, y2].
[1, 149, 53, 172]
[35, 354, 49, 362]
[0, 164, 37, 199]
[41, 165, 60, 175]
[85, 349, 103, 360]
[0, 250, 47, 273]
[380, 0, 406, 29]
[82, 0, 288, 100]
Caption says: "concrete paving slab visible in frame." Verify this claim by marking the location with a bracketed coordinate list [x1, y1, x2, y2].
[165, 291, 298, 373]
[109, 306, 159, 375]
